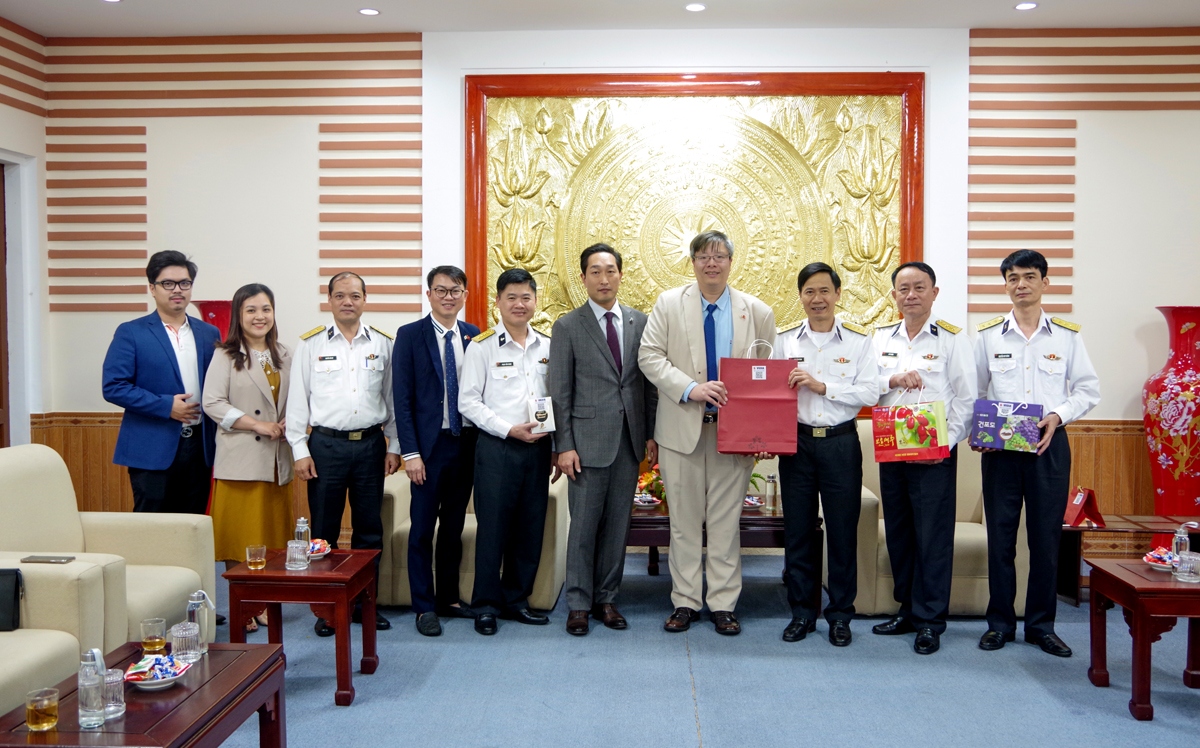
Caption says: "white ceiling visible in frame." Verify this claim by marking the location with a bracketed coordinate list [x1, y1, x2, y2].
[1, 0, 1199, 38]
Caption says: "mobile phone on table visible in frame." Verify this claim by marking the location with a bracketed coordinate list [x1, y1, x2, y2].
[20, 555, 76, 564]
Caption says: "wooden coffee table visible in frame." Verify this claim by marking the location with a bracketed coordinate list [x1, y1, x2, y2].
[1085, 558, 1200, 720]
[223, 548, 380, 706]
[1059, 514, 1200, 605]
[0, 642, 284, 747]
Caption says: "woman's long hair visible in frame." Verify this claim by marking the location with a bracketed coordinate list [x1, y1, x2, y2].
[219, 283, 283, 371]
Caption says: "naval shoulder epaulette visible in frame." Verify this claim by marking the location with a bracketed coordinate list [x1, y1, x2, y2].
[472, 329, 496, 342]
[300, 325, 326, 340]
[935, 319, 962, 335]
[841, 321, 869, 336]
[370, 325, 394, 340]
[875, 321, 901, 331]
[1051, 317, 1081, 333]
[977, 316, 1005, 332]
[779, 323, 803, 336]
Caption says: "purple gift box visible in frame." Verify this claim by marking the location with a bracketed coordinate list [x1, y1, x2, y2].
[970, 399, 1044, 453]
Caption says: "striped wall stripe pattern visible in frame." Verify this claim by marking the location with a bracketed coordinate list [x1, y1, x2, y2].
[968, 26, 1200, 319]
[0, 15, 422, 313]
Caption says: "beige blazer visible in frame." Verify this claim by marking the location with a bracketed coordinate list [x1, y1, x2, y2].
[638, 283, 776, 454]
[202, 344, 293, 484]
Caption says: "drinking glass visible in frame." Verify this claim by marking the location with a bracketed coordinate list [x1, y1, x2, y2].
[284, 539, 310, 571]
[25, 689, 58, 732]
[103, 669, 125, 720]
[141, 618, 166, 655]
[246, 545, 267, 570]
[170, 622, 201, 664]
[1173, 551, 1200, 583]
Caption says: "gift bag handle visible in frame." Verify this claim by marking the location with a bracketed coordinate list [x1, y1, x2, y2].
[746, 339, 775, 358]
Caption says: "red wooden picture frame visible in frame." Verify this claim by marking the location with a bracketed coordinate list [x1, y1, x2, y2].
[463, 72, 925, 327]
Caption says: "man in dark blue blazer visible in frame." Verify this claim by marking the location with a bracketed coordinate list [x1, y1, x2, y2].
[393, 265, 480, 636]
[102, 250, 220, 514]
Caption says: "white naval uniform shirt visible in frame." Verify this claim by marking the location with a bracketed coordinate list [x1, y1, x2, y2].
[458, 324, 551, 440]
[873, 318, 977, 446]
[163, 319, 202, 426]
[773, 318, 879, 427]
[974, 310, 1100, 425]
[285, 320, 401, 461]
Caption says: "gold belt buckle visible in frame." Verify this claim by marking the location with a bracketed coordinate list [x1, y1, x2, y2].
[812, 427, 827, 438]
[348, 430, 363, 441]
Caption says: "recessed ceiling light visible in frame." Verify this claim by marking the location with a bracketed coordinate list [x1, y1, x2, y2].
[685, 3, 706, 11]
[1015, 2, 1038, 9]
[359, 8, 380, 15]
[103, 0, 121, 4]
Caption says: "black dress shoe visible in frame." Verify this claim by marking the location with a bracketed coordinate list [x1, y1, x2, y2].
[436, 603, 475, 619]
[914, 627, 940, 655]
[978, 629, 1016, 651]
[782, 617, 816, 642]
[350, 608, 392, 630]
[215, 614, 227, 626]
[1025, 631, 1072, 657]
[829, 620, 852, 647]
[415, 612, 442, 637]
[500, 607, 549, 625]
[872, 616, 916, 636]
[475, 613, 497, 636]
[314, 617, 335, 637]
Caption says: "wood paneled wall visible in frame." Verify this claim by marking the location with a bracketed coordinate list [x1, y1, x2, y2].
[1065, 419, 1153, 515]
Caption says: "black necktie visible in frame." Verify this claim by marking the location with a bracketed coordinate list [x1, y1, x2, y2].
[444, 330, 461, 436]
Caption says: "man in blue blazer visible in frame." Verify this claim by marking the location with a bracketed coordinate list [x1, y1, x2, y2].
[102, 250, 220, 514]
[393, 265, 480, 636]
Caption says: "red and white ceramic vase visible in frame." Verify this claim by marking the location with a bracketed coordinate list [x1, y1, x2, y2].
[1142, 306, 1200, 516]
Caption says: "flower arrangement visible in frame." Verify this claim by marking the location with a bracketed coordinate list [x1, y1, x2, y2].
[637, 464, 665, 502]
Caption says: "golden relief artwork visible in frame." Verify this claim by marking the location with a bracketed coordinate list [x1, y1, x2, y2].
[485, 95, 904, 333]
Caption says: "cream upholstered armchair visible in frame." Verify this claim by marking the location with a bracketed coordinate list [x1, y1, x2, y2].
[379, 471, 569, 611]
[0, 444, 217, 652]
[0, 557, 107, 714]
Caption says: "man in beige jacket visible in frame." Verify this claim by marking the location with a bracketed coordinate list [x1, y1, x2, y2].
[637, 230, 776, 636]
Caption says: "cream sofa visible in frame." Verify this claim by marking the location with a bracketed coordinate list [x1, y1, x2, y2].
[0, 444, 217, 651]
[0, 558, 107, 715]
[379, 471, 569, 612]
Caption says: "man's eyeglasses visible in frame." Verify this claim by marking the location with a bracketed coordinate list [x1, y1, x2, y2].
[154, 280, 193, 291]
[693, 253, 731, 264]
[431, 287, 465, 299]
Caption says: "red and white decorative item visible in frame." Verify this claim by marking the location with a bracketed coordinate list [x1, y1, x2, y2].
[191, 300, 232, 342]
[1142, 306, 1200, 521]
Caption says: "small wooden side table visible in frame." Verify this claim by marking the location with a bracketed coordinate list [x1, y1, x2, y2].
[1086, 558, 1200, 720]
[224, 548, 380, 706]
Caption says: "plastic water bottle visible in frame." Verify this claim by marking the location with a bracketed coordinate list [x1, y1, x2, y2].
[78, 648, 106, 728]
[295, 517, 311, 546]
[765, 474, 778, 512]
[186, 590, 214, 655]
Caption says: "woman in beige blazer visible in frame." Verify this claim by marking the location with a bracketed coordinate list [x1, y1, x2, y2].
[202, 283, 293, 632]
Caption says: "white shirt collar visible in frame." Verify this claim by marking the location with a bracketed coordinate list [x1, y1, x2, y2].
[587, 298, 620, 324]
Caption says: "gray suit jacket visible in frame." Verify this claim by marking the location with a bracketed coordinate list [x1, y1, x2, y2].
[548, 302, 657, 468]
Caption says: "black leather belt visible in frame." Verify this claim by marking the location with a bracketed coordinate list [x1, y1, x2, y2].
[797, 420, 856, 438]
[702, 412, 718, 424]
[313, 424, 382, 441]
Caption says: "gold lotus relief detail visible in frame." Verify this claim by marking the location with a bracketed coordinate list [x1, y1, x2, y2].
[485, 95, 903, 333]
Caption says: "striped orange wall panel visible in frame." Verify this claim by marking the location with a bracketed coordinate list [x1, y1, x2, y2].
[317, 121, 423, 314]
[968, 27, 1200, 326]
[31, 32, 422, 314]
[44, 125, 150, 312]
[0, 16, 45, 116]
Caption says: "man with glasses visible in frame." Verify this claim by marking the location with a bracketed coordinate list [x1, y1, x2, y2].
[102, 250, 221, 514]
[638, 231, 776, 636]
[392, 266, 480, 636]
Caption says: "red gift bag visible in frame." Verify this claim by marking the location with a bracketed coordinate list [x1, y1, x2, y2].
[716, 357, 798, 455]
[1063, 486, 1105, 528]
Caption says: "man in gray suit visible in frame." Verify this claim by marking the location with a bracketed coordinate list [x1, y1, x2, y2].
[550, 243, 657, 636]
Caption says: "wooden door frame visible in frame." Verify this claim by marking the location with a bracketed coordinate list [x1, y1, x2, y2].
[0, 168, 9, 447]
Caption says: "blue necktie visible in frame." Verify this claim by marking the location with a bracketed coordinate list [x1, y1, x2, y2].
[444, 329, 462, 436]
[704, 303, 718, 382]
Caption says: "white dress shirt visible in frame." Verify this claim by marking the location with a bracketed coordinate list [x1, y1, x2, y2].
[974, 310, 1100, 426]
[873, 318, 977, 447]
[163, 319, 201, 425]
[458, 324, 552, 440]
[432, 317, 467, 430]
[286, 320, 401, 461]
[587, 298, 623, 352]
[773, 318, 879, 426]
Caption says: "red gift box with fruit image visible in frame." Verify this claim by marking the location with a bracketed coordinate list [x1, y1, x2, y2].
[871, 401, 952, 463]
[969, 399, 1044, 453]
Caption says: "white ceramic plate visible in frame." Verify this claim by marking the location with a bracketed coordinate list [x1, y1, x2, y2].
[130, 671, 186, 691]
[744, 496, 764, 508]
[307, 550, 330, 560]
[1145, 559, 1173, 572]
[633, 495, 661, 507]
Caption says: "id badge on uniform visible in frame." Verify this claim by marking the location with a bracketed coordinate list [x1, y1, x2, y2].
[528, 396, 556, 434]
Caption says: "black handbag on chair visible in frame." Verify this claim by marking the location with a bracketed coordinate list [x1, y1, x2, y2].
[0, 568, 22, 631]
